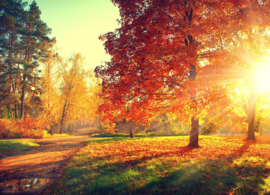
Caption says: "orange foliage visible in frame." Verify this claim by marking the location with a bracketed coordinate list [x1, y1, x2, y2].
[85, 136, 270, 166]
[0, 116, 49, 138]
[95, 0, 270, 147]
[0, 119, 14, 137]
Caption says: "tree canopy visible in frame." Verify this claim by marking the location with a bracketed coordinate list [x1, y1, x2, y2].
[96, 0, 270, 147]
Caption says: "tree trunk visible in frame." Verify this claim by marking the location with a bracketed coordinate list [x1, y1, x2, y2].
[190, 116, 199, 147]
[49, 112, 53, 135]
[189, 73, 199, 148]
[247, 90, 256, 140]
[60, 100, 67, 134]
[14, 104, 18, 118]
[49, 124, 53, 135]
[127, 121, 134, 138]
[162, 114, 168, 135]
[7, 105, 12, 119]
[63, 114, 67, 133]
[184, 9, 199, 148]
[17, 103, 20, 118]
[98, 114, 102, 130]
[129, 127, 133, 138]
[20, 85, 25, 119]
[8, 31, 14, 119]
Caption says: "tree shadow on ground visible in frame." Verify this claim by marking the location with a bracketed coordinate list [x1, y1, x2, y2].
[84, 158, 270, 195]
[224, 138, 256, 161]
[59, 156, 270, 195]
[48, 137, 270, 195]
[127, 160, 270, 195]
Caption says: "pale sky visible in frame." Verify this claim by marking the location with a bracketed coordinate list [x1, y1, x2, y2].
[26, 0, 120, 71]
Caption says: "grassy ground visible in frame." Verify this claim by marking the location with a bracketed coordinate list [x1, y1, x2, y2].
[0, 131, 74, 154]
[44, 133, 71, 138]
[45, 135, 270, 195]
[43, 130, 72, 138]
[0, 140, 39, 153]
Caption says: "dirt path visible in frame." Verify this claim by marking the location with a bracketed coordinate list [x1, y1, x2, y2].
[0, 128, 95, 195]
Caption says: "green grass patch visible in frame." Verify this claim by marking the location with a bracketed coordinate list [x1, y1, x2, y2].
[45, 136, 270, 195]
[0, 140, 40, 153]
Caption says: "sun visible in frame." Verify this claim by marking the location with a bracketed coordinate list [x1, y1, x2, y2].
[254, 63, 270, 93]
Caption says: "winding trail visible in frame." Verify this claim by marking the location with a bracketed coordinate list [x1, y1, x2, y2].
[0, 128, 95, 195]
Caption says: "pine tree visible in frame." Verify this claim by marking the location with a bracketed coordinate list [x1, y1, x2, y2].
[18, 1, 53, 118]
[0, 0, 26, 117]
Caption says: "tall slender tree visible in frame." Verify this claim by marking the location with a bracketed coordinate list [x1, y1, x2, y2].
[18, 1, 53, 118]
[0, 0, 26, 117]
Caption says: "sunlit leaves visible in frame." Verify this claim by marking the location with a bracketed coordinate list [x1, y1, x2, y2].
[58, 53, 93, 132]
[96, 0, 270, 142]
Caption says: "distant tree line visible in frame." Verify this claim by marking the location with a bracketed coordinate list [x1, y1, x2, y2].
[0, 0, 102, 134]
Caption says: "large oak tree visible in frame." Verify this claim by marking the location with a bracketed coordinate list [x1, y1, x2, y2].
[96, 0, 270, 147]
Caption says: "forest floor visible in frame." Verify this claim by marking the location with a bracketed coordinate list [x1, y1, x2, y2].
[0, 128, 96, 195]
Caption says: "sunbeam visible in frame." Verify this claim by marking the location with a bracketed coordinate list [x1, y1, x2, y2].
[254, 63, 270, 93]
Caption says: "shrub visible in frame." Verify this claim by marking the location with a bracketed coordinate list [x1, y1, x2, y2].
[0, 119, 17, 138]
[0, 116, 50, 138]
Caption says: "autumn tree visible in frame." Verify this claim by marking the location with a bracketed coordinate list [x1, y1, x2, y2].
[96, 0, 270, 146]
[59, 53, 90, 133]
[96, 0, 217, 144]
[207, 8, 270, 140]
[39, 41, 61, 134]
[87, 77, 103, 130]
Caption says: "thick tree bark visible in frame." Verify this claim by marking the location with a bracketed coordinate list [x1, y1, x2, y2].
[189, 75, 199, 148]
[247, 90, 256, 140]
[190, 115, 199, 147]
[185, 9, 199, 148]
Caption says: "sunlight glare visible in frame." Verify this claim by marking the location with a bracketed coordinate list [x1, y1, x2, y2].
[254, 63, 270, 93]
